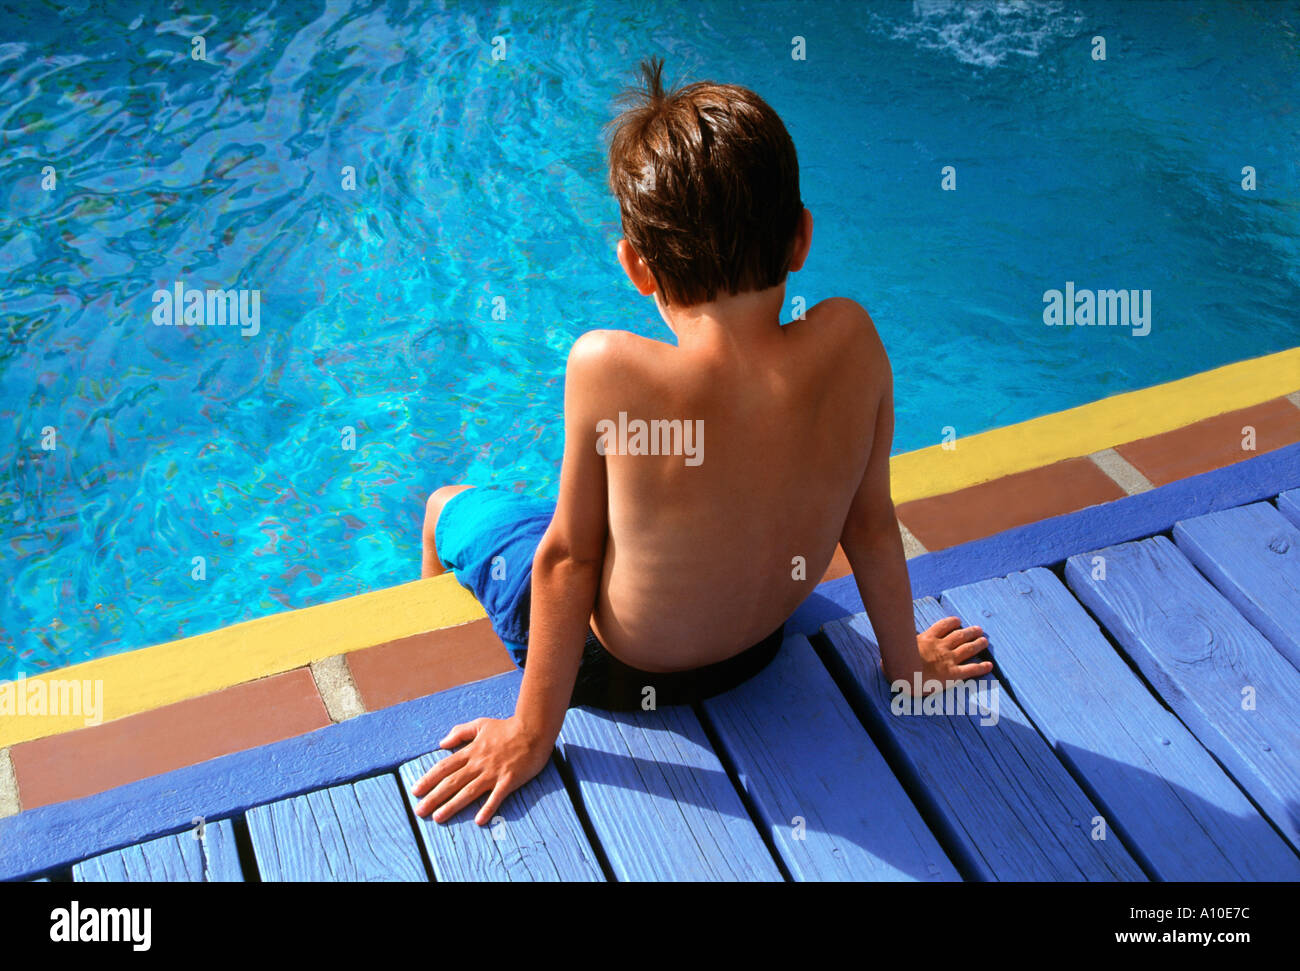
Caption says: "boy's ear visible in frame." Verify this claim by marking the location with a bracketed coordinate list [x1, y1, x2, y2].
[786, 207, 814, 274]
[617, 239, 658, 296]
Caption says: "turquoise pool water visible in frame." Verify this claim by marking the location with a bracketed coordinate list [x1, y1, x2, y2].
[2, 0, 1297, 675]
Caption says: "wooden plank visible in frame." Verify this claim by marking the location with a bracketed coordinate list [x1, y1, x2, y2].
[1066, 536, 1300, 853]
[1173, 502, 1300, 671]
[246, 775, 426, 881]
[1277, 488, 1300, 528]
[557, 702, 782, 881]
[397, 751, 602, 881]
[944, 569, 1300, 880]
[700, 634, 960, 881]
[823, 601, 1145, 881]
[0, 670, 522, 882]
[73, 818, 243, 882]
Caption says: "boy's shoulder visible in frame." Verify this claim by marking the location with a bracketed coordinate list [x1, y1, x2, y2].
[561, 328, 662, 417]
[809, 295, 875, 327]
[803, 296, 879, 338]
[566, 326, 657, 366]
[563, 297, 887, 397]
[792, 297, 890, 372]
[562, 328, 663, 397]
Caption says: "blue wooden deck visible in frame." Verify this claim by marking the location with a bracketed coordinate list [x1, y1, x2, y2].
[5, 444, 1299, 882]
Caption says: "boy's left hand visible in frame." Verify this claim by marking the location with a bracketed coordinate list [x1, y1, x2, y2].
[409, 716, 554, 825]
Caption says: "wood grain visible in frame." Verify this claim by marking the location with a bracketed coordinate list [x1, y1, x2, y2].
[1067, 536, 1300, 853]
[1277, 488, 1300, 528]
[558, 702, 782, 881]
[73, 817, 243, 882]
[246, 775, 427, 881]
[701, 634, 960, 881]
[1173, 502, 1300, 671]
[823, 601, 1144, 881]
[398, 751, 602, 881]
[943, 569, 1300, 880]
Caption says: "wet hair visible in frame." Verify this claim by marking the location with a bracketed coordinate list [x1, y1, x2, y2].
[605, 58, 804, 308]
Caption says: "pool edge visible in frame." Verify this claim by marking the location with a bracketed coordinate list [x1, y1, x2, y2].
[2, 346, 1297, 761]
[890, 345, 1300, 504]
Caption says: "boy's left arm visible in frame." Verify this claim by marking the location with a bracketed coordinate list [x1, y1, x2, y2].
[839, 321, 990, 690]
[410, 332, 612, 824]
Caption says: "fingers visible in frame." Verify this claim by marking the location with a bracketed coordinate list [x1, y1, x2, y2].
[410, 749, 469, 799]
[409, 719, 483, 809]
[440, 719, 483, 750]
[952, 659, 994, 679]
[949, 635, 989, 663]
[475, 777, 517, 828]
[940, 624, 984, 651]
[928, 616, 964, 638]
[418, 761, 477, 818]
[432, 772, 495, 824]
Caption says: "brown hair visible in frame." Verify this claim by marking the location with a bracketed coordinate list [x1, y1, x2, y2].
[606, 58, 804, 308]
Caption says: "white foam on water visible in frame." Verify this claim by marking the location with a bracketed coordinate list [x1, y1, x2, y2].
[882, 0, 1087, 68]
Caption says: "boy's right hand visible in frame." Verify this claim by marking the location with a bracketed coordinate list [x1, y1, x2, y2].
[890, 616, 992, 693]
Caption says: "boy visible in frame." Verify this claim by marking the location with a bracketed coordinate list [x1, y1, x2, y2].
[411, 59, 990, 825]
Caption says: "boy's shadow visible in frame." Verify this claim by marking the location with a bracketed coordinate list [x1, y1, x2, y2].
[541, 621, 1300, 882]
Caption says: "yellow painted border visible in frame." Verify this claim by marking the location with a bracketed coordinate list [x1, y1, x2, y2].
[890, 346, 1300, 504]
[0, 575, 486, 749]
[3, 345, 1297, 750]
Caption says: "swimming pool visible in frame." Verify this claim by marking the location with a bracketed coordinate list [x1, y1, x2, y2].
[2, 0, 1297, 676]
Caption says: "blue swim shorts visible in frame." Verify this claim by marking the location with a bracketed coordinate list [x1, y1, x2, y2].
[434, 485, 785, 710]
[434, 486, 555, 667]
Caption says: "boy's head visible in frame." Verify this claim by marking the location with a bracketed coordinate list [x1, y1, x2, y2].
[606, 58, 805, 309]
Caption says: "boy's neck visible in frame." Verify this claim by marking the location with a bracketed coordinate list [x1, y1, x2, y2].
[656, 284, 787, 355]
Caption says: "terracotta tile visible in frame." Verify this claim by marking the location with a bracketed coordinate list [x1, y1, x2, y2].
[1115, 397, 1300, 487]
[897, 457, 1125, 552]
[11, 669, 330, 810]
[820, 544, 852, 582]
[346, 618, 516, 711]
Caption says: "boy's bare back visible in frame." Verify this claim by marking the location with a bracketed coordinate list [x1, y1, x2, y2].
[575, 295, 887, 671]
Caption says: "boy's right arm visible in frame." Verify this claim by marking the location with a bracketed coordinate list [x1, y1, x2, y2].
[510, 331, 613, 743]
[410, 330, 614, 824]
[838, 321, 991, 690]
